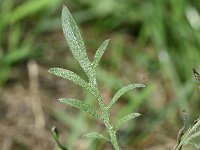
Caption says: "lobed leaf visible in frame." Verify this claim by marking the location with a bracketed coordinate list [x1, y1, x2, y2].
[48, 68, 89, 89]
[92, 39, 110, 71]
[82, 132, 110, 141]
[58, 98, 101, 120]
[107, 83, 145, 110]
[114, 113, 141, 130]
[62, 5, 91, 74]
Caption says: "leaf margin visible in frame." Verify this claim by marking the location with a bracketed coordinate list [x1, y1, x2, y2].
[48, 67, 89, 89]
[58, 98, 101, 120]
[107, 83, 145, 110]
[92, 39, 110, 71]
[62, 5, 91, 75]
[114, 113, 141, 130]
[82, 132, 110, 141]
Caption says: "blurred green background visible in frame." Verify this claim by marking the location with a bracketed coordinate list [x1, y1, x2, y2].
[0, 0, 200, 149]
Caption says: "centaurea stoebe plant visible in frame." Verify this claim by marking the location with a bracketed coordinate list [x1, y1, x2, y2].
[49, 5, 145, 150]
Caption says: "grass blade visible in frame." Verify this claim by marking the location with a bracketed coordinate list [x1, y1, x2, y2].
[51, 126, 68, 150]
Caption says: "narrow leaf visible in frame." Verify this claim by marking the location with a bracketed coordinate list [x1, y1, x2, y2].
[82, 132, 110, 141]
[184, 131, 200, 145]
[58, 98, 101, 120]
[51, 126, 68, 150]
[115, 113, 141, 130]
[92, 39, 110, 70]
[62, 5, 91, 74]
[48, 68, 89, 89]
[108, 83, 145, 109]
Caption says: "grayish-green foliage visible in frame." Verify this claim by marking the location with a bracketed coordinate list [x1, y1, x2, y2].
[49, 5, 145, 150]
[107, 84, 145, 110]
[114, 113, 141, 131]
[92, 39, 110, 72]
[82, 133, 110, 141]
[59, 98, 101, 120]
[61, 6, 90, 74]
[49, 68, 88, 89]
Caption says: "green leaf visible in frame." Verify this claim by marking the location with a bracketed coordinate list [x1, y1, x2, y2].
[184, 131, 200, 145]
[51, 126, 68, 150]
[58, 98, 101, 120]
[115, 113, 141, 130]
[48, 68, 89, 89]
[82, 132, 110, 141]
[107, 83, 145, 109]
[92, 39, 110, 71]
[62, 5, 91, 74]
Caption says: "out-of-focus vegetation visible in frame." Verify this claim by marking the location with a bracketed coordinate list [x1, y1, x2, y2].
[1, 0, 200, 149]
[0, 0, 60, 88]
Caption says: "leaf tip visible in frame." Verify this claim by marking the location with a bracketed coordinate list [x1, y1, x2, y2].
[81, 135, 87, 139]
[135, 113, 141, 117]
[58, 98, 64, 103]
[62, 5, 70, 18]
[139, 83, 146, 88]
[135, 83, 146, 88]
[62, 5, 68, 11]
[51, 126, 59, 137]
[49, 67, 60, 73]
[48, 68, 54, 73]
[105, 39, 110, 42]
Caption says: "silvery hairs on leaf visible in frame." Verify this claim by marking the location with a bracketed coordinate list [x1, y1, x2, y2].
[49, 5, 146, 150]
[114, 113, 141, 131]
[107, 83, 145, 110]
[48, 68, 89, 89]
[62, 6, 93, 78]
[82, 132, 110, 141]
[59, 98, 101, 120]
[92, 39, 110, 71]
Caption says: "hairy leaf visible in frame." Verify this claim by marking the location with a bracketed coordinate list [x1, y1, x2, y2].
[108, 83, 145, 109]
[115, 113, 141, 130]
[62, 5, 91, 74]
[92, 39, 110, 71]
[82, 132, 110, 141]
[184, 131, 200, 145]
[48, 68, 89, 89]
[59, 98, 101, 120]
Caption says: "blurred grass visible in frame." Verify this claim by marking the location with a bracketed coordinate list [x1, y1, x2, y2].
[0, 0, 60, 88]
[1, 0, 200, 149]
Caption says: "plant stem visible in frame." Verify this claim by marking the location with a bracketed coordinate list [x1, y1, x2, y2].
[92, 83, 121, 150]
[103, 108, 121, 150]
